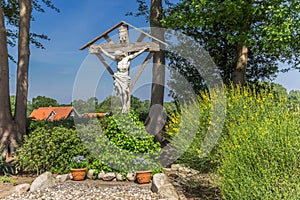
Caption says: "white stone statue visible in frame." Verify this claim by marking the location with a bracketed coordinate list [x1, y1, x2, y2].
[99, 46, 149, 113]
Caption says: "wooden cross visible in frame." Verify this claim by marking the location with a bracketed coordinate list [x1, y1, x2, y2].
[80, 21, 166, 111]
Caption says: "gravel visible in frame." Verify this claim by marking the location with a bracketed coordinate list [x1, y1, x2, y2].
[3, 182, 159, 200]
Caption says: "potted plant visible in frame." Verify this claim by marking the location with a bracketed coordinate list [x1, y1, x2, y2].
[69, 156, 88, 181]
[133, 157, 153, 184]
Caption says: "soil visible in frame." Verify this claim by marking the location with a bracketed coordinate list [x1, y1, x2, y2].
[0, 174, 36, 198]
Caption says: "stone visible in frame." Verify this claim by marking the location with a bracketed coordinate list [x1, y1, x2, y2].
[163, 168, 172, 173]
[102, 172, 115, 181]
[10, 183, 30, 195]
[56, 174, 69, 183]
[170, 164, 181, 171]
[116, 174, 123, 181]
[68, 173, 73, 180]
[87, 169, 95, 179]
[151, 173, 179, 200]
[30, 172, 56, 192]
[98, 170, 105, 180]
[126, 172, 136, 181]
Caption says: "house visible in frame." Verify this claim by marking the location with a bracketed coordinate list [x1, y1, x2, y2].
[29, 106, 78, 121]
[82, 113, 109, 118]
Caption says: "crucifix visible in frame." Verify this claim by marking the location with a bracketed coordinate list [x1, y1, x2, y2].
[80, 21, 166, 113]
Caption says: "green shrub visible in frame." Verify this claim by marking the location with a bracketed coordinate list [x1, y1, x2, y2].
[0, 175, 11, 183]
[88, 159, 113, 174]
[0, 146, 14, 175]
[76, 112, 162, 173]
[104, 112, 161, 153]
[164, 89, 226, 172]
[27, 118, 75, 133]
[218, 86, 300, 199]
[15, 126, 90, 174]
[165, 84, 300, 199]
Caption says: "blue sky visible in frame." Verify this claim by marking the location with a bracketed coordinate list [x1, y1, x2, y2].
[8, 0, 300, 104]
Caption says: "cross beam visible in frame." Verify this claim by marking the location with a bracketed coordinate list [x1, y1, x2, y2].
[89, 42, 160, 54]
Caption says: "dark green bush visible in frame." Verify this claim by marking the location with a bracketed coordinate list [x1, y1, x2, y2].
[15, 126, 90, 174]
[0, 146, 14, 175]
[104, 112, 161, 153]
[27, 118, 75, 133]
[76, 112, 162, 173]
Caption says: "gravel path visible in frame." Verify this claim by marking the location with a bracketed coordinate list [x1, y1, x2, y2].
[3, 182, 159, 200]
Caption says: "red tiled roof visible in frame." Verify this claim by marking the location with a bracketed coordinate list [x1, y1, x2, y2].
[51, 107, 74, 121]
[82, 113, 108, 118]
[29, 107, 54, 121]
[29, 107, 75, 121]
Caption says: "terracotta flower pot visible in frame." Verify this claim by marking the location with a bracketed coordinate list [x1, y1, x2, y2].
[135, 170, 152, 184]
[70, 168, 87, 181]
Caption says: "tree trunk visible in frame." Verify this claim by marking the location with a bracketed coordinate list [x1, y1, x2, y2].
[15, 0, 32, 140]
[0, 5, 15, 157]
[0, 1, 32, 158]
[232, 44, 248, 85]
[146, 0, 166, 142]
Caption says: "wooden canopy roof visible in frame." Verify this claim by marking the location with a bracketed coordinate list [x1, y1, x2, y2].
[79, 21, 167, 51]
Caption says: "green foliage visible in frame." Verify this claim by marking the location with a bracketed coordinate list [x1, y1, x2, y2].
[27, 118, 75, 133]
[88, 159, 113, 175]
[72, 97, 98, 114]
[97, 95, 149, 121]
[2, 0, 59, 53]
[0, 175, 11, 183]
[165, 84, 300, 199]
[104, 112, 161, 153]
[162, 0, 300, 84]
[218, 86, 300, 199]
[10, 95, 16, 116]
[0, 146, 14, 175]
[96, 95, 121, 113]
[15, 126, 90, 174]
[288, 90, 300, 111]
[76, 112, 162, 173]
[164, 89, 224, 172]
[130, 96, 150, 122]
[31, 95, 60, 110]
[68, 155, 88, 169]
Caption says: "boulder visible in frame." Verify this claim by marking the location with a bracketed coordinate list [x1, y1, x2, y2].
[87, 169, 95, 179]
[116, 174, 123, 181]
[68, 172, 73, 180]
[56, 174, 69, 183]
[102, 172, 115, 181]
[10, 183, 30, 195]
[170, 164, 181, 171]
[30, 172, 56, 192]
[98, 170, 105, 180]
[126, 172, 136, 181]
[151, 173, 179, 200]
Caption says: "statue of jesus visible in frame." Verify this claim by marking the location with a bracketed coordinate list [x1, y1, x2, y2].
[99, 46, 149, 113]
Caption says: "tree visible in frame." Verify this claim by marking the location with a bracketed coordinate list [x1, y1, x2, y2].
[97, 96, 121, 113]
[147, 0, 166, 139]
[72, 97, 98, 114]
[162, 0, 300, 85]
[31, 96, 60, 109]
[131, 0, 168, 140]
[288, 90, 300, 110]
[0, 1, 58, 157]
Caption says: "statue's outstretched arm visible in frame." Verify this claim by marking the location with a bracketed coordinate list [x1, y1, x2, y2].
[99, 46, 116, 60]
[129, 46, 149, 59]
